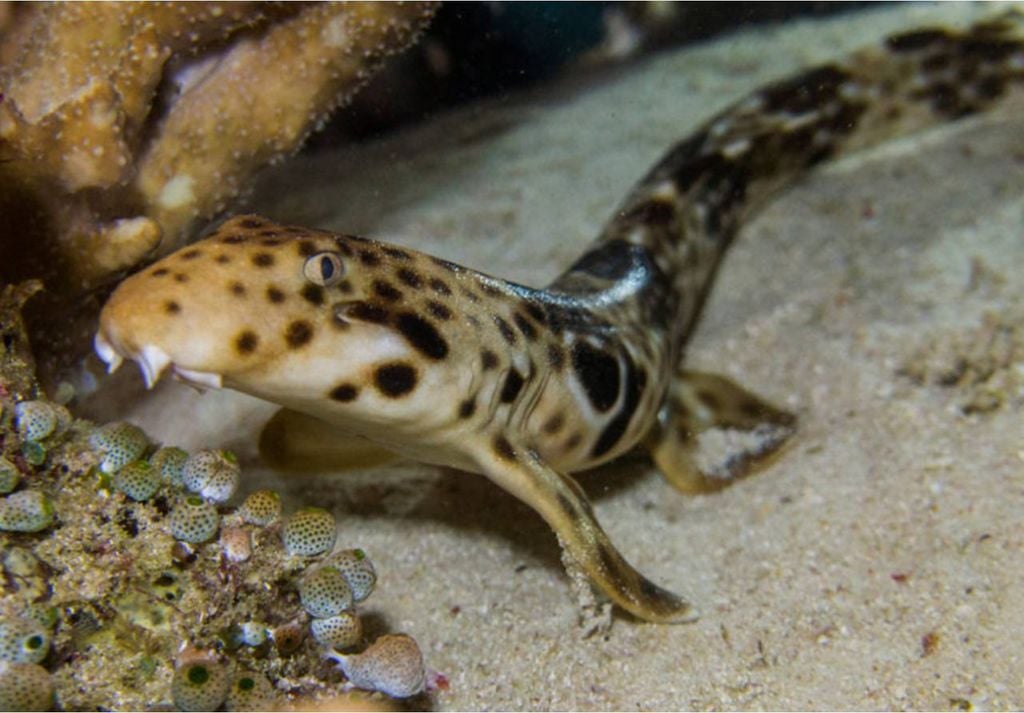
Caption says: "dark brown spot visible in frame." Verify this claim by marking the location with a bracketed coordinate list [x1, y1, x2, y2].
[345, 302, 389, 324]
[229, 281, 246, 297]
[151, 267, 170, 277]
[500, 368, 525, 403]
[524, 302, 547, 323]
[426, 301, 452, 320]
[542, 413, 564, 435]
[481, 349, 499, 370]
[886, 27, 950, 52]
[462, 289, 481, 303]
[164, 300, 181, 315]
[591, 353, 647, 459]
[382, 246, 412, 260]
[429, 278, 452, 296]
[252, 252, 275, 267]
[572, 342, 620, 412]
[220, 235, 247, 244]
[565, 433, 582, 450]
[396, 268, 423, 288]
[458, 399, 475, 419]
[493, 435, 516, 461]
[181, 249, 202, 260]
[237, 217, 264, 229]
[258, 228, 279, 237]
[337, 280, 353, 294]
[358, 250, 381, 266]
[373, 280, 403, 302]
[329, 383, 359, 402]
[395, 312, 448, 359]
[174, 273, 189, 283]
[513, 313, 537, 341]
[301, 284, 325, 306]
[375, 362, 417, 397]
[494, 316, 517, 345]
[547, 343, 565, 369]
[266, 286, 286, 304]
[697, 389, 720, 410]
[285, 320, 314, 348]
[297, 240, 319, 257]
[333, 239, 354, 257]
[215, 254, 231, 264]
[235, 331, 259, 355]
[480, 282, 502, 297]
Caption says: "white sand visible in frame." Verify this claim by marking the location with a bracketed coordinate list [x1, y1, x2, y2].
[86, 4, 1024, 708]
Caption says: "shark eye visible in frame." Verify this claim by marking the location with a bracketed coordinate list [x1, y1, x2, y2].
[303, 253, 345, 287]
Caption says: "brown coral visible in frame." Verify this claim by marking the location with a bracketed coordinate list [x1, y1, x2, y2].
[0, 1, 436, 298]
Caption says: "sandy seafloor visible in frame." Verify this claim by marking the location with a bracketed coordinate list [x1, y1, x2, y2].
[83, 3, 1024, 709]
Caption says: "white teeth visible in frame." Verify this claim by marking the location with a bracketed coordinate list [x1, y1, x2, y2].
[173, 367, 223, 390]
[93, 332, 123, 373]
[138, 345, 172, 389]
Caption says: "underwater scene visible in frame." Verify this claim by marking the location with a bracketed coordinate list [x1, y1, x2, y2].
[0, 2, 1022, 710]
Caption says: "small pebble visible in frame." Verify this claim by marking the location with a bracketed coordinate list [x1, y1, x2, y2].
[238, 622, 267, 647]
[220, 527, 252, 563]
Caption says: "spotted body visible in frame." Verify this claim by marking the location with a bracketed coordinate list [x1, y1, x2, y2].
[96, 18, 1024, 622]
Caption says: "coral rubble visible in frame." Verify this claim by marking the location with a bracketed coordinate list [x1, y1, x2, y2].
[0, 1, 436, 324]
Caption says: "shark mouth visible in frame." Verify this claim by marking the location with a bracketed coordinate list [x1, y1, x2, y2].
[93, 332, 223, 391]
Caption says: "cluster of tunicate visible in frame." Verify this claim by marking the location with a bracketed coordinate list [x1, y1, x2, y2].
[0, 616, 51, 664]
[0, 457, 20, 495]
[300, 550, 378, 653]
[281, 507, 337, 556]
[170, 496, 220, 544]
[112, 461, 161, 501]
[14, 401, 68, 444]
[182, 449, 240, 503]
[88, 421, 149, 474]
[1, 401, 430, 707]
[0, 490, 54, 533]
[0, 612, 55, 711]
[170, 652, 231, 712]
[150, 446, 189, 486]
[13, 399, 70, 466]
[0, 660, 54, 711]
[238, 489, 280, 526]
[224, 669, 276, 711]
[327, 634, 427, 699]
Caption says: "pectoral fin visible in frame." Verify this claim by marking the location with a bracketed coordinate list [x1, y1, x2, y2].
[259, 408, 400, 473]
[475, 435, 698, 624]
[647, 370, 796, 493]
